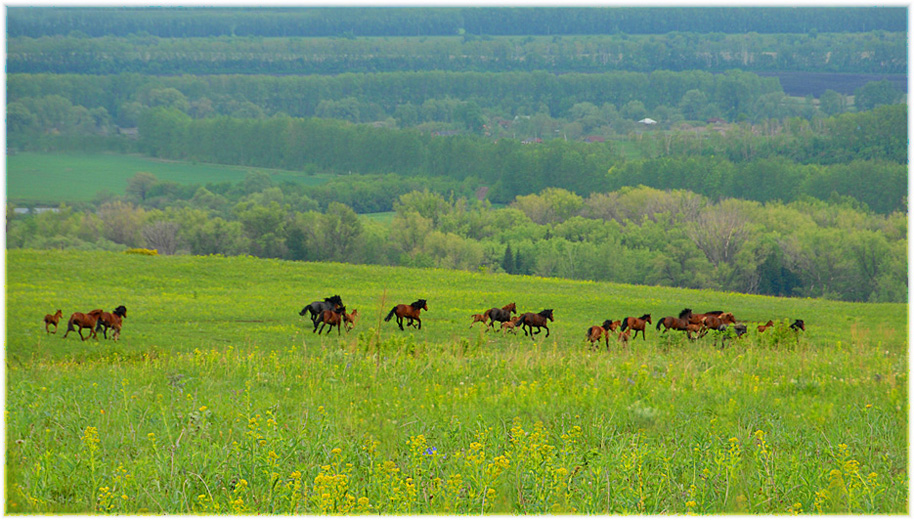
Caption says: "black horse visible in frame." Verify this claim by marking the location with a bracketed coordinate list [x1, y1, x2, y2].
[300, 295, 344, 325]
[484, 302, 517, 330]
[519, 309, 554, 338]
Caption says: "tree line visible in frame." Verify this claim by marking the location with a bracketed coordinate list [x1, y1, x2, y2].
[8, 30, 905, 76]
[7, 181, 906, 304]
[8, 7, 905, 38]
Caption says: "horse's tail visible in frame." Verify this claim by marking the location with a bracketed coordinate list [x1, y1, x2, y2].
[483, 309, 491, 320]
[586, 326, 595, 339]
[656, 319, 663, 331]
[620, 317, 629, 331]
[384, 306, 397, 322]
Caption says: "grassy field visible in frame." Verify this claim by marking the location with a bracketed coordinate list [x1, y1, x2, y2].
[5, 249, 908, 514]
[6, 153, 332, 206]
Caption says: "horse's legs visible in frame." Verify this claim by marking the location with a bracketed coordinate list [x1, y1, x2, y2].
[544, 325, 550, 338]
[396, 316, 404, 330]
[415, 317, 421, 330]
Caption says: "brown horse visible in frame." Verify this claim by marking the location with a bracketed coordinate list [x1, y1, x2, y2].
[484, 303, 517, 330]
[656, 308, 693, 334]
[470, 313, 488, 328]
[63, 312, 99, 341]
[384, 299, 428, 330]
[757, 320, 775, 333]
[620, 314, 651, 341]
[343, 309, 360, 331]
[500, 315, 522, 334]
[519, 309, 554, 338]
[44, 309, 63, 334]
[702, 312, 737, 330]
[586, 319, 614, 350]
[688, 310, 724, 326]
[90, 305, 127, 340]
[314, 306, 346, 335]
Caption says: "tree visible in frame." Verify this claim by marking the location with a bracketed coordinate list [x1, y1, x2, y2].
[819, 89, 846, 116]
[502, 242, 515, 273]
[126, 172, 159, 202]
[854, 81, 902, 111]
[142, 220, 178, 254]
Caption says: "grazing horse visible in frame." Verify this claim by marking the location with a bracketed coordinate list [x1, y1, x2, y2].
[314, 306, 346, 335]
[470, 313, 488, 328]
[343, 309, 359, 331]
[300, 295, 344, 325]
[586, 319, 614, 350]
[757, 320, 775, 333]
[484, 303, 517, 330]
[620, 314, 651, 341]
[63, 312, 99, 341]
[44, 309, 63, 334]
[518, 309, 554, 338]
[656, 308, 694, 334]
[385, 299, 428, 330]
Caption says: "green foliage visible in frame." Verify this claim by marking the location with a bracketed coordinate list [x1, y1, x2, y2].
[5, 249, 908, 513]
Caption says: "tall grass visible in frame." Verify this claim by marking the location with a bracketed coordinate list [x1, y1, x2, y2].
[5, 250, 907, 513]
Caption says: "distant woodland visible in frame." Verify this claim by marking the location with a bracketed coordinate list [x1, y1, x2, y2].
[5, 7, 908, 302]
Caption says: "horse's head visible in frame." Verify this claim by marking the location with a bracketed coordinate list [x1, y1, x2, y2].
[678, 308, 692, 319]
[325, 295, 344, 309]
[541, 309, 554, 321]
[412, 299, 428, 311]
[790, 319, 805, 331]
[642, 314, 652, 323]
[114, 305, 127, 318]
[506, 302, 517, 314]
[601, 319, 614, 330]
[720, 312, 736, 324]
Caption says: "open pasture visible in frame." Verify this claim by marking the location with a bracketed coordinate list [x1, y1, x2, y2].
[5, 249, 908, 513]
[6, 153, 331, 206]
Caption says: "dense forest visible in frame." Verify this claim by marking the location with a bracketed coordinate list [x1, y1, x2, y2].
[5, 7, 908, 303]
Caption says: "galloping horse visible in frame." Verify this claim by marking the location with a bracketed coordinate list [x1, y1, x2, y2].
[757, 320, 774, 333]
[621, 314, 651, 341]
[789, 319, 806, 331]
[470, 313, 488, 328]
[702, 312, 737, 330]
[44, 309, 63, 334]
[314, 306, 346, 335]
[518, 309, 554, 338]
[63, 312, 99, 341]
[500, 315, 523, 334]
[343, 309, 360, 331]
[586, 319, 614, 349]
[688, 310, 724, 326]
[300, 295, 344, 325]
[656, 308, 693, 334]
[484, 303, 517, 330]
[385, 299, 428, 330]
[91, 305, 127, 339]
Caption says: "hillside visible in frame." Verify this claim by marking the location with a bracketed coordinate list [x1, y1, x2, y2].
[6, 249, 907, 513]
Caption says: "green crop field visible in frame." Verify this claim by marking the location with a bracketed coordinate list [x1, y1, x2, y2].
[5, 249, 908, 514]
[6, 153, 332, 206]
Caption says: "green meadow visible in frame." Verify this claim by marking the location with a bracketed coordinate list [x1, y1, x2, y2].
[5, 249, 908, 514]
[6, 153, 331, 206]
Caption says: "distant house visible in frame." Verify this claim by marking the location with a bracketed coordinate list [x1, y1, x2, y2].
[584, 135, 605, 143]
[117, 127, 139, 139]
[521, 137, 543, 144]
[638, 118, 657, 125]
[706, 117, 726, 125]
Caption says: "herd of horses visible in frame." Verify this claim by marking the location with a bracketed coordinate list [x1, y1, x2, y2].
[44, 305, 128, 341]
[298, 296, 806, 346]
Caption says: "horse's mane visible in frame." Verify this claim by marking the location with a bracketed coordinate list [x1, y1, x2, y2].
[639, 313, 651, 320]
[410, 299, 427, 309]
[678, 308, 692, 319]
[601, 319, 614, 329]
[538, 309, 553, 317]
[325, 295, 343, 305]
[703, 310, 723, 316]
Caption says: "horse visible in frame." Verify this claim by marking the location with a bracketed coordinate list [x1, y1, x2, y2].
[500, 315, 523, 334]
[757, 320, 775, 333]
[688, 310, 724, 326]
[518, 309, 554, 338]
[702, 312, 736, 330]
[620, 314, 651, 341]
[62, 312, 99, 341]
[656, 308, 693, 334]
[384, 299, 428, 330]
[790, 319, 806, 332]
[314, 306, 346, 335]
[44, 309, 63, 334]
[90, 305, 127, 339]
[586, 319, 614, 350]
[300, 295, 344, 325]
[92, 311, 124, 340]
[484, 303, 517, 330]
[343, 309, 359, 331]
[470, 313, 488, 328]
